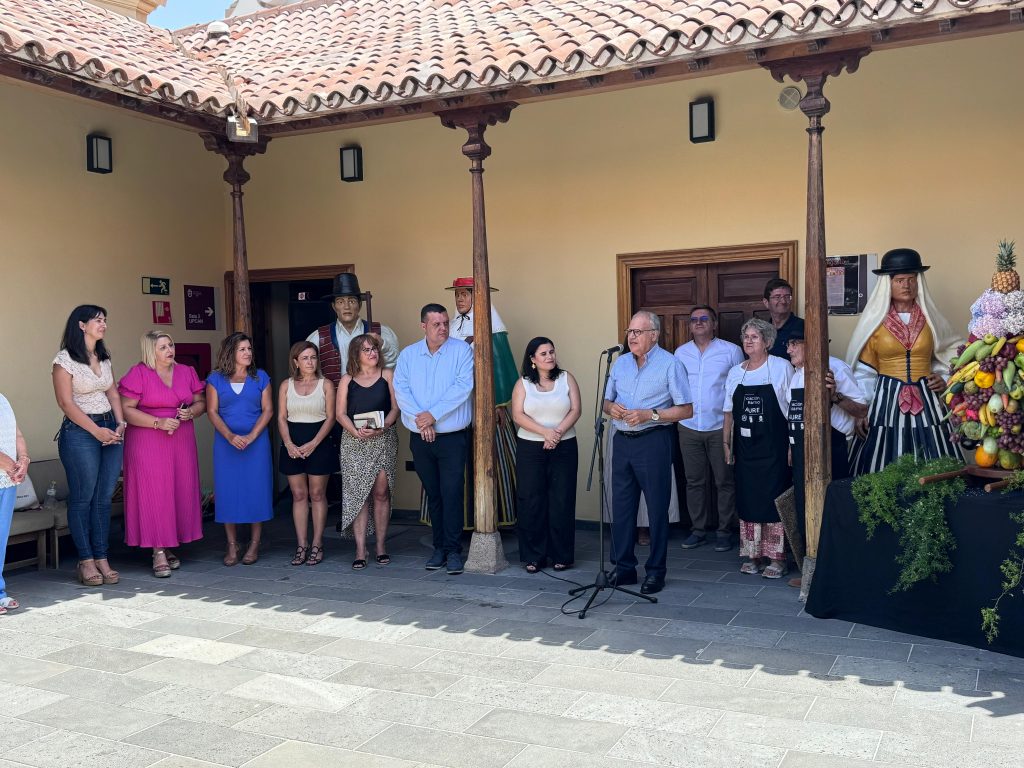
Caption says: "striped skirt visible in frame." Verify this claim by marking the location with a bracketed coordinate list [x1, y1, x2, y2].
[848, 375, 958, 476]
[419, 405, 518, 529]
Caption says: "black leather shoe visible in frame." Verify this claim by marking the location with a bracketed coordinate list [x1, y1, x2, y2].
[607, 570, 638, 587]
[640, 576, 665, 595]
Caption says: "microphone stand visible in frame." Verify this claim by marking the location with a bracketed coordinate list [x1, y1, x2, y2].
[569, 347, 656, 618]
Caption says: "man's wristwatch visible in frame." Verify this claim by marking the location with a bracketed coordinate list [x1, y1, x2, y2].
[651, 408, 660, 422]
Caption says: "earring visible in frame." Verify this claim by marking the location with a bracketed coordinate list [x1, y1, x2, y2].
[531, 362, 536, 370]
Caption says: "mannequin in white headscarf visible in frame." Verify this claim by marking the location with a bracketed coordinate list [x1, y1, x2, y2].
[846, 249, 963, 475]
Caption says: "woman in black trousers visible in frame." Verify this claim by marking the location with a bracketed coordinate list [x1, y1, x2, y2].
[510, 337, 581, 572]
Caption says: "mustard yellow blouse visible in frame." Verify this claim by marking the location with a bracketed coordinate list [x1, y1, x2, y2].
[859, 321, 934, 383]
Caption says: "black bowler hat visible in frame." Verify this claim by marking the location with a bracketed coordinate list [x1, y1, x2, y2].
[322, 272, 363, 302]
[873, 248, 930, 275]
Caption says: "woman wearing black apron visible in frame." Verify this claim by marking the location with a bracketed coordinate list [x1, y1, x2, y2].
[723, 318, 794, 579]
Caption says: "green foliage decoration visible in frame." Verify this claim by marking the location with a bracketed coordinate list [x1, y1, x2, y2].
[981, 471, 1024, 643]
[851, 455, 964, 593]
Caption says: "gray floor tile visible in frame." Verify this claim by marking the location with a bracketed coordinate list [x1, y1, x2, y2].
[525, 591, 635, 616]
[622, 602, 738, 624]
[41, 642, 160, 673]
[615, 655, 756, 685]
[126, 718, 281, 767]
[129, 634, 250, 664]
[548, 611, 669, 635]
[0, 628, 79, 658]
[20, 696, 168, 740]
[849, 624, 966, 646]
[228, 647, 354, 679]
[147, 757, 231, 768]
[304, 614, 417, 642]
[608, 728, 786, 768]
[775, 632, 912, 662]
[977, 669, 1024, 694]
[128, 657, 261, 692]
[45, 622, 165, 650]
[499, 639, 629, 669]
[349, 690, 494, 732]
[577, 628, 706, 658]
[359, 723, 525, 768]
[328, 661, 461, 696]
[970, 713, 1024, 749]
[234, 703, 389, 749]
[314, 637, 440, 667]
[892, 684, 1011, 717]
[219, 626, 333, 653]
[530, 664, 671, 700]
[6, 728, 162, 768]
[0, 680, 67, 717]
[502, 744, 640, 768]
[467, 708, 626, 753]
[698, 641, 838, 674]
[709, 710, 882, 759]
[474, 618, 595, 645]
[432, 584, 540, 606]
[656, 620, 783, 648]
[0, 715, 54, 753]
[661, 678, 814, 720]
[128, 684, 270, 726]
[241, 741, 418, 768]
[368, 592, 472, 613]
[876, 731, 1022, 768]
[563, 691, 721, 736]
[909, 644, 1024, 675]
[779, 752, 913, 768]
[227, 671, 372, 712]
[286, 585, 389, 603]
[830, 656, 980, 688]
[441, 675, 585, 716]
[456, 601, 588, 624]
[31, 666, 163, 705]
[746, 668, 899, 705]
[731, 611, 855, 637]
[806, 696, 973, 739]
[413, 649, 547, 683]
[133, 616, 245, 640]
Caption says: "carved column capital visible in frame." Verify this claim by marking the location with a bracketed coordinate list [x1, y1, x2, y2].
[200, 132, 271, 187]
[438, 104, 517, 164]
[764, 49, 870, 125]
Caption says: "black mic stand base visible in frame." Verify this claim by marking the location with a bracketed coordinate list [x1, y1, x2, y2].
[568, 569, 655, 619]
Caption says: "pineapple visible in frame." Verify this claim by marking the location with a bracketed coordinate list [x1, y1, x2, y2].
[992, 239, 1020, 294]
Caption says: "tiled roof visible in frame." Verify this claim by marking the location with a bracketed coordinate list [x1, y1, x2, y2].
[0, 0, 1018, 124]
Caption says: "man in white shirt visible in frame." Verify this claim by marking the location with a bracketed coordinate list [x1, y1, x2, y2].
[307, 272, 400, 382]
[674, 305, 744, 552]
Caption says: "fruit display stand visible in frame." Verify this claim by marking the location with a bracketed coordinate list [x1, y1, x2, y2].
[918, 464, 1011, 493]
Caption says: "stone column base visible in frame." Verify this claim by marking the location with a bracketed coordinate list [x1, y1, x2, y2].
[464, 531, 509, 574]
[798, 556, 816, 603]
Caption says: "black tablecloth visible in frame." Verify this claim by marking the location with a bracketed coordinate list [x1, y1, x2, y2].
[806, 478, 1024, 658]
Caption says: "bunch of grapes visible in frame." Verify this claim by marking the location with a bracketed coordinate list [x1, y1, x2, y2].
[963, 392, 989, 411]
[979, 358, 997, 374]
[998, 432, 1024, 453]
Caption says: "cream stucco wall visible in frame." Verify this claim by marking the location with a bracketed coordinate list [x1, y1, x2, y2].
[0, 80, 227, 486]
[239, 32, 1023, 517]
[1, 30, 1020, 522]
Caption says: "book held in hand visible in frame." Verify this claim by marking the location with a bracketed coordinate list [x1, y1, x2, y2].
[353, 410, 385, 429]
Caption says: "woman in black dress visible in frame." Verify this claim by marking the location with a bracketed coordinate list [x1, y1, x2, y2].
[335, 334, 399, 569]
[277, 341, 337, 566]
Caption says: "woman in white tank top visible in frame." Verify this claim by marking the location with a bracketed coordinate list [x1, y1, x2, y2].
[277, 341, 338, 566]
[510, 336, 582, 573]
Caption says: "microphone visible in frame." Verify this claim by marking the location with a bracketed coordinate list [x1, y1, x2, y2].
[603, 343, 625, 355]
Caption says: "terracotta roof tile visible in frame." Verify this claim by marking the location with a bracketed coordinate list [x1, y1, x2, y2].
[0, 0, 1015, 123]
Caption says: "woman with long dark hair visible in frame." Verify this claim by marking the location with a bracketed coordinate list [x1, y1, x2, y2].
[52, 305, 126, 586]
[510, 336, 581, 572]
[277, 341, 337, 566]
[206, 333, 274, 566]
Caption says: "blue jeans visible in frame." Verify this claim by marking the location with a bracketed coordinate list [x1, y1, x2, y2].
[57, 413, 123, 561]
[0, 486, 15, 598]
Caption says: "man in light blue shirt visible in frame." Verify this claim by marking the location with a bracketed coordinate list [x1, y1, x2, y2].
[674, 305, 743, 552]
[394, 303, 474, 574]
[603, 311, 692, 595]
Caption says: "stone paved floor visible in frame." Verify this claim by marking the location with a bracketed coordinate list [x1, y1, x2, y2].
[1, 517, 1022, 768]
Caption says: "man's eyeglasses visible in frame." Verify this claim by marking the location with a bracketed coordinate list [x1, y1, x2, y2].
[625, 328, 656, 338]
[768, 293, 793, 302]
[689, 316, 711, 324]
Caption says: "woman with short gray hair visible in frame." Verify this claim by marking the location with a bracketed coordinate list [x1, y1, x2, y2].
[722, 317, 794, 578]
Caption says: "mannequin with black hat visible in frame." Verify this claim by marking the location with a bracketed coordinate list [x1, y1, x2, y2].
[306, 273, 400, 383]
[845, 248, 964, 475]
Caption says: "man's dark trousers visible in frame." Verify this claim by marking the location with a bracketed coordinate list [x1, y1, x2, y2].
[610, 426, 673, 581]
[410, 430, 467, 555]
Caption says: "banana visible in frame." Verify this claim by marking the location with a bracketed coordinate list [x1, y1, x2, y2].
[992, 337, 1008, 357]
[980, 404, 991, 427]
[956, 340, 986, 367]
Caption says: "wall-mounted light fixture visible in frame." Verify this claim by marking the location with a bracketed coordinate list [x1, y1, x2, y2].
[227, 114, 259, 143]
[689, 98, 715, 143]
[340, 145, 364, 182]
[86, 133, 113, 174]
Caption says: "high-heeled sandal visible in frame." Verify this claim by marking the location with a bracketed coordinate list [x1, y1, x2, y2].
[165, 551, 181, 570]
[306, 546, 324, 566]
[77, 560, 103, 587]
[224, 542, 242, 567]
[242, 541, 260, 565]
[152, 550, 172, 579]
[291, 546, 309, 566]
[95, 558, 119, 585]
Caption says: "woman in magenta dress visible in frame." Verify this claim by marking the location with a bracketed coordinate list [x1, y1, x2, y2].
[119, 331, 206, 578]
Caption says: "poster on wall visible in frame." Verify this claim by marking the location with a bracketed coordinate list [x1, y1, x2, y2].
[827, 254, 878, 315]
[152, 300, 172, 325]
[184, 285, 216, 331]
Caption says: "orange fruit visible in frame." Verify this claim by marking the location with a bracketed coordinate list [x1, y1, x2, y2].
[976, 445, 998, 467]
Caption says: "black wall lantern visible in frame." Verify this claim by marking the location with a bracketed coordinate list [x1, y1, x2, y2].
[86, 133, 113, 174]
[688, 98, 715, 143]
[340, 145, 364, 182]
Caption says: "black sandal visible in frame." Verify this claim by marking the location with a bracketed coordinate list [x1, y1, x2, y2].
[291, 546, 309, 566]
[306, 546, 324, 566]
[525, 562, 540, 574]
[351, 558, 367, 570]
[375, 553, 391, 565]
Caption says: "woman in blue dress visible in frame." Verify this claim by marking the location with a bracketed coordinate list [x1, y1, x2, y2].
[206, 332, 274, 566]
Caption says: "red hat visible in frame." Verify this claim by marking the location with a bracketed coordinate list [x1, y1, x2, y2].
[445, 277, 498, 291]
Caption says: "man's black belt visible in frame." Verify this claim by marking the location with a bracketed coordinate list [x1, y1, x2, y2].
[616, 426, 672, 439]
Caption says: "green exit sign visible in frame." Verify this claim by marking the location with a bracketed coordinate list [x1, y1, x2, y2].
[142, 277, 170, 296]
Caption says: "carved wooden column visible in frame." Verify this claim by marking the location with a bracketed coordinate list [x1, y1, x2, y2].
[200, 132, 270, 336]
[439, 103, 516, 573]
[764, 50, 868, 584]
